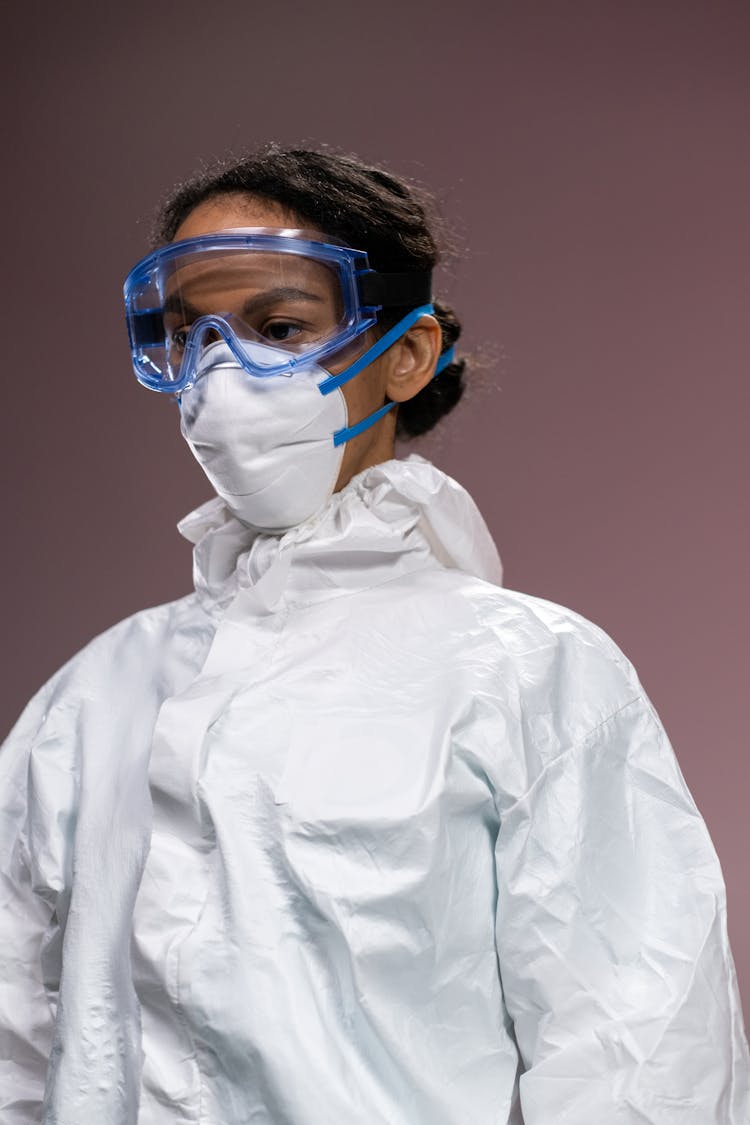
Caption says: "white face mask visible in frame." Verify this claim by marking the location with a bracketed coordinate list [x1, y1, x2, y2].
[179, 342, 347, 533]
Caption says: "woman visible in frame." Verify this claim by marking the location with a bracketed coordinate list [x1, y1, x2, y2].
[2, 147, 748, 1124]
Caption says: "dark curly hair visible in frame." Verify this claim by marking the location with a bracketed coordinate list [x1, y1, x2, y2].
[154, 145, 465, 439]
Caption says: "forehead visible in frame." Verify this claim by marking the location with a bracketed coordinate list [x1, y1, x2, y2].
[168, 195, 342, 302]
[173, 193, 317, 241]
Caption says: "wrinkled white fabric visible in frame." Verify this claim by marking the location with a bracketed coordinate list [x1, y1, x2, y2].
[1, 455, 748, 1125]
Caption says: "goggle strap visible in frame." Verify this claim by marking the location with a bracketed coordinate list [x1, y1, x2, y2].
[358, 270, 433, 309]
[319, 304, 434, 395]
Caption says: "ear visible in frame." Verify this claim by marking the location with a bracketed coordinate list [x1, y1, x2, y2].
[384, 315, 443, 403]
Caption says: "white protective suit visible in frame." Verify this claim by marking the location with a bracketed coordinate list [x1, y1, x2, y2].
[1, 455, 748, 1124]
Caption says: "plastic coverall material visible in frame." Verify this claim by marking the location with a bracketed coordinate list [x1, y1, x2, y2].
[1, 456, 748, 1125]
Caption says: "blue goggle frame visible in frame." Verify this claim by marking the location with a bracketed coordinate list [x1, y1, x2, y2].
[123, 229, 434, 395]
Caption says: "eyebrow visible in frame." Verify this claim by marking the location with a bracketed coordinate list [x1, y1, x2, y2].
[162, 286, 326, 318]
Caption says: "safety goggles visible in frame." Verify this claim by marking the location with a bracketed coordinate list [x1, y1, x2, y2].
[124, 228, 433, 394]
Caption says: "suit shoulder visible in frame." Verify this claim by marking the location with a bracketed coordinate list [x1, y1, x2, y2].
[3, 593, 203, 747]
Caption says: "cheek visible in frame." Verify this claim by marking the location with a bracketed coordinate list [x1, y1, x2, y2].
[338, 355, 390, 423]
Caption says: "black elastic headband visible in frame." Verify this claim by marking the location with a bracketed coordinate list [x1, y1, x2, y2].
[357, 270, 433, 309]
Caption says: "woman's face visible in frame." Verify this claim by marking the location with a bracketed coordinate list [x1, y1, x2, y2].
[173, 193, 403, 493]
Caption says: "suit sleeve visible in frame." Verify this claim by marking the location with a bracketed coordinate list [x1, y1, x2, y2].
[0, 687, 61, 1124]
[494, 693, 750, 1124]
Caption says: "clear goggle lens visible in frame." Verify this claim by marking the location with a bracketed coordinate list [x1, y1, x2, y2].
[126, 237, 369, 392]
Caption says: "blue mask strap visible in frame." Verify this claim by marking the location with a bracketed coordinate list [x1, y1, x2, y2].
[326, 306, 460, 448]
[333, 401, 397, 446]
[434, 344, 455, 375]
[320, 304, 434, 396]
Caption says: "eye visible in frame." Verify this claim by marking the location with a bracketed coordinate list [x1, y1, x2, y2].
[170, 327, 189, 351]
[263, 320, 303, 343]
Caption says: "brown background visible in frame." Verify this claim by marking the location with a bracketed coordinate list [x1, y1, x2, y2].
[2, 1, 748, 1014]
